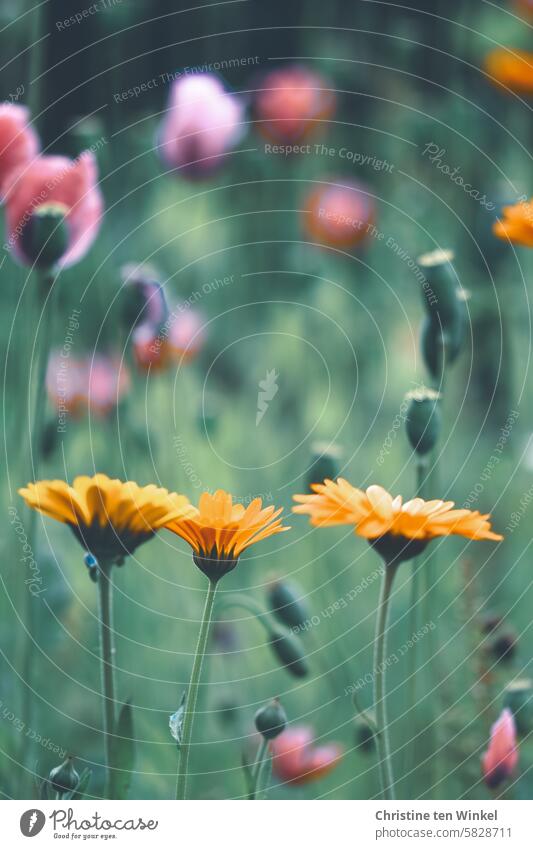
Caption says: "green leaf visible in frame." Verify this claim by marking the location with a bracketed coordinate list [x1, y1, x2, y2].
[110, 701, 136, 800]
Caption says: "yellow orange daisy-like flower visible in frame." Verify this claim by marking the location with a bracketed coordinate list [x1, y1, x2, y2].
[19, 474, 194, 562]
[164, 489, 290, 581]
[293, 480, 502, 564]
[493, 197, 533, 247]
[484, 48, 533, 95]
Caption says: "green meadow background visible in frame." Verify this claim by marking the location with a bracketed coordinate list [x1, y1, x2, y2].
[1, 0, 533, 799]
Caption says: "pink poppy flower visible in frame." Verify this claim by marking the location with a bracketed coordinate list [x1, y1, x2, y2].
[158, 74, 245, 177]
[86, 354, 130, 417]
[46, 352, 86, 418]
[4, 151, 103, 268]
[132, 323, 169, 372]
[481, 708, 519, 790]
[304, 181, 375, 248]
[121, 262, 169, 329]
[270, 725, 343, 785]
[167, 307, 206, 361]
[0, 103, 39, 196]
[255, 66, 335, 143]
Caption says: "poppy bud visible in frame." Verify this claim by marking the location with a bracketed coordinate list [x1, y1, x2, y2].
[405, 387, 441, 456]
[306, 441, 343, 489]
[267, 579, 309, 631]
[479, 611, 504, 634]
[489, 630, 518, 663]
[20, 202, 69, 271]
[48, 756, 80, 795]
[254, 698, 288, 740]
[354, 713, 376, 752]
[269, 628, 309, 677]
[503, 679, 533, 735]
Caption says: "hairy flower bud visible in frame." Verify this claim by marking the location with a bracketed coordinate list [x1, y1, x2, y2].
[405, 387, 441, 456]
[267, 579, 309, 630]
[306, 441, 343, 489]
[254, 698, 288, 740]
[269, 628, 309, 677]
[48, 756, 80, 796]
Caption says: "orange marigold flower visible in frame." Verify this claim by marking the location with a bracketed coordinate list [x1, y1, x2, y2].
[293, 479, 502, 564]
[19, 474, 194, 562]
[164, 489, 290, 581]
[484, 48, 533, 95]
[493, 197, 533, 247]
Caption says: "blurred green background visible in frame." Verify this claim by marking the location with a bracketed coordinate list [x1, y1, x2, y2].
[1, 0, 533, 800]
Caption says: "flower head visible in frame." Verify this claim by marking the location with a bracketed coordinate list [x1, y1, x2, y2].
[270, 726, 343, 785]
[293, 479, 502, 564]
[0, 103, 39, 196]
[158, 74, 245, 178]
[121, 262, 169, 329]
[167, 307, 206, 361]
[484, 48, 533, 95]
[4, 151, 103, 268]
[493, 197, 533, 247]
[303, 181, 375, 248]
[164, 489, 289, 581]
[482, 708, 519, 790]
[255, 65, 335, 143]
[47, 352, 130, 419]
[19, 474, 194, 562]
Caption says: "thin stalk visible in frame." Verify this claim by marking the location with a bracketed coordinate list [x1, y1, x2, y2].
[249, 737, 269, 800]
[97, 560, 117, 799]
[407, 455, 427, 711]
[18, 272, 55, 791]
[176, 579, 218, 800]
[373, 562, 398, 801]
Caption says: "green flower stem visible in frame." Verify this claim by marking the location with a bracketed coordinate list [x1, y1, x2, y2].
[216, 593, 271, 635]
[407, 455, 428, 713]
[249, 738, 269, 800]
[97, 559, 117, 799]
[18, 272, 55, 792]
[176, 579, 218, 800]
[374, 561, 398, 801]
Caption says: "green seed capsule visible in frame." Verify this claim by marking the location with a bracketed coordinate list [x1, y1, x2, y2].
[418, 248, 460, 327]
[254, 698, 287, 740]
[20, 203, 69, 271]
[305, 441, 343, 489]
[405, 387, 442, 456]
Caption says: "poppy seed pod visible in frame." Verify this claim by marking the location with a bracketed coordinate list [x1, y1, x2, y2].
[418, 249, 459, 326]
[269, 628, 309, 677]
[20, 202, 69, 271]
[503, 679, 533, 735]
[48, 756, 80, 795]
[254, 698, 288, 740]
[354, 713, 376, 753]
[405, 387, 442, 456]
[267, 579, 309, 630]
[306, 441, 343, 489]
[420, 313, 464, 380]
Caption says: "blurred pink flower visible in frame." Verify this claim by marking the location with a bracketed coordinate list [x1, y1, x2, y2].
[167, 307, 206, 361]
[255, 66, 335, 143]
[86, 354, 130, 417]
[481, 708, 519, 790]
[132, 323, 169, 372]
[158, 74, 245, 177]
[304, 180, 375, 248]
[4, 151, 103, 268]
[0, 103, 39, 196]
[47, 351, 129, 418]
[270, 726, 343, 785]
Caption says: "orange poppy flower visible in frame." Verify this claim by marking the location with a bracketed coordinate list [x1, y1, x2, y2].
[484, 48, 533, 94]
[493, 197, 533, 246]
[164, 489, 289, 581]
[293, 479, 502, 564]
